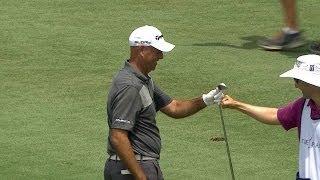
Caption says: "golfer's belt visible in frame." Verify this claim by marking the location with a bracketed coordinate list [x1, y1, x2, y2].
[109, 154, 157, 161]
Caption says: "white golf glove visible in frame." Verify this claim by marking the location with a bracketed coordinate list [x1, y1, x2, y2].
[202, 88, 224, 106]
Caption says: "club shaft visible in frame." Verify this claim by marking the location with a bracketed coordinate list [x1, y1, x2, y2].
[218, 106, 235, 180]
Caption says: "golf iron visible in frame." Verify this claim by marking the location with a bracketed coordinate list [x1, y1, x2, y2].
[217, 83, 235, 180]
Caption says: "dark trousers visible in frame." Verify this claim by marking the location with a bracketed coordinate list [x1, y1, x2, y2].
[104, 159, 164, 180]
[296, 172, 311, 180]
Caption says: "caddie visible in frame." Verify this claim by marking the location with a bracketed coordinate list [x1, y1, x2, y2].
[221, 54, 320, 180]
[104, 25, 224, 180]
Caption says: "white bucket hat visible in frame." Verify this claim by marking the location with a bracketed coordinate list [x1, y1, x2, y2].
[280, 54, 320, 87]
[129, 25, 175, 52]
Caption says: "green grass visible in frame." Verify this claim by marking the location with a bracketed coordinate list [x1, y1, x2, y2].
[1, 0, 319, 179]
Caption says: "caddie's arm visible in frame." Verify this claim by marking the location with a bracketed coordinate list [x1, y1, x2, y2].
[221, 95, 280, 125]
[160, 87, 224, 119]
[110, 129, 147, 180]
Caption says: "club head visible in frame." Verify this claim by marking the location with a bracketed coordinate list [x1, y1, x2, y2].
[217, 83, 227, 91]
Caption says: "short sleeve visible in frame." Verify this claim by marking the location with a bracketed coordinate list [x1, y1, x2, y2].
[153, 84, 172, 111]
[277, 98, 305, 130]
[110, 86, 142, 131]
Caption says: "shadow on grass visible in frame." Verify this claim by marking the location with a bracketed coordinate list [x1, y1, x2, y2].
[192, 35, 311, 59]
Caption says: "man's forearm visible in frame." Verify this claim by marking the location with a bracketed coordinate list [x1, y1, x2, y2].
[111, 129, 146, 180]
[162, 97, 206, 119]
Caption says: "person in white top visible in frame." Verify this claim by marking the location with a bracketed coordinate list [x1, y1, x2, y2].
[221, 54, 320, 180]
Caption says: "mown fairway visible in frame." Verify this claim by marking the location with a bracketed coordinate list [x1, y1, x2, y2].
[1, 0, 319, 179]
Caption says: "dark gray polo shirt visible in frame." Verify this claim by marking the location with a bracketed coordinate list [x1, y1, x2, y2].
[107, 60, 172, 159]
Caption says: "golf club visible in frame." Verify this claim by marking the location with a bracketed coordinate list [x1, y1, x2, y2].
[217, 83, 235, 180]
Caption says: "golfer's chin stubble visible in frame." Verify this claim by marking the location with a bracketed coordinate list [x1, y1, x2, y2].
[149, 61, 158, 72]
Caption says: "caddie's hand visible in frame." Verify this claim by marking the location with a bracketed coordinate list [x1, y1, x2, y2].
[202, 87, 224, 106]
[221, 95, 237, 109]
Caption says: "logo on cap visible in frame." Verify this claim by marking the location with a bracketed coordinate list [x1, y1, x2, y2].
[295, 60, 320, 73]
[134, 40, 151, 45]
[155, 35, 163, 40]
[310, 65, 315, 71]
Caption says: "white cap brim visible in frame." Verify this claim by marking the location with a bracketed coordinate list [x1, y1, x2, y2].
[280, 68, 320, 87]
[279, 68, 297, 78]
[152, 41, 175, 53]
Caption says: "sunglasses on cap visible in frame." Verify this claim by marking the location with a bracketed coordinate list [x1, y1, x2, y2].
[293, 78, 300, 83]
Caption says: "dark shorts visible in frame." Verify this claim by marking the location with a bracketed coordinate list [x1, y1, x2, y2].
[104, 159, 164, 180]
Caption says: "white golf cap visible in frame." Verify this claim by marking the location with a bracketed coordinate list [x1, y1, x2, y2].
[129, 25, 175, 52]
[280, 54, 320, 87]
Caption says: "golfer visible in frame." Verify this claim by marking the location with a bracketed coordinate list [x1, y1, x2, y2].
[221, 54, 320, 180]
[105, 25, 224, 180]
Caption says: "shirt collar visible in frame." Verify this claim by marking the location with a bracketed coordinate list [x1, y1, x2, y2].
[307, 99, 320, 120]
[124, 60, 150, 83]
